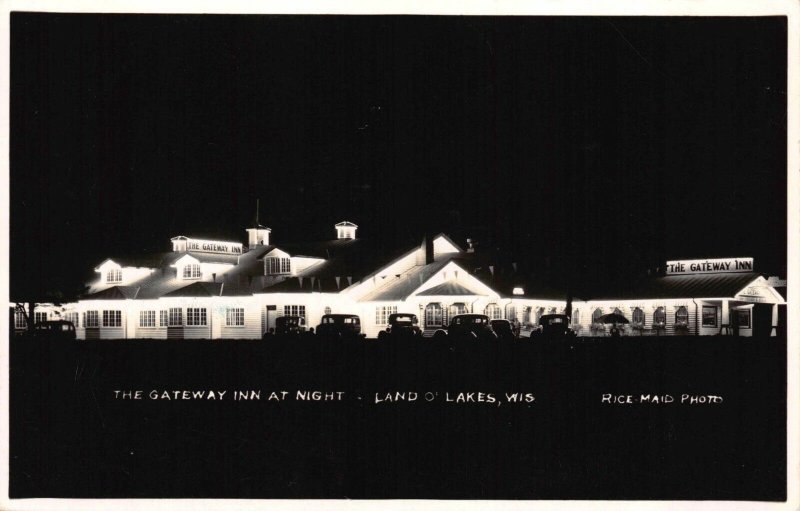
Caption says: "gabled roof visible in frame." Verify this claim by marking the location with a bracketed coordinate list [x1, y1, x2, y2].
[82, 286, 140, 300]
[359, 258, 454, 301]
[163, 282, 223, 297]
[587, 272, 763, 301]
[335, 221, 358, 227]
[417, 280, 488, 297]
[95, 252, 182, 270]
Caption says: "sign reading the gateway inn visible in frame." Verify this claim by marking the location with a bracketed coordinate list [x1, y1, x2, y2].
[185, 238, 243, 255]
[666, 257, 754, 275]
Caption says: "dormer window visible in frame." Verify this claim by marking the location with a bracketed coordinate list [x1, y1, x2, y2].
[183, 263, 201, 279]
[106, 269, 122, 283]
[265, 257, 291, 275]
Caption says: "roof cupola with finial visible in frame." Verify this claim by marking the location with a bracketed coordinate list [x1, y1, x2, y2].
[246, 199, 271, 249]
[335, 221, 358, 240]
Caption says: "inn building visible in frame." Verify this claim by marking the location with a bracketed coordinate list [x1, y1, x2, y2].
[11, 222, 786, 339]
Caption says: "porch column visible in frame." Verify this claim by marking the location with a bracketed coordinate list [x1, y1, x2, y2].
[771, 304, 778, 337]
[720, 299, 731, 335]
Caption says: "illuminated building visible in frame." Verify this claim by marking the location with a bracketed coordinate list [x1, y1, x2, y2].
[11, 224, 785, 339]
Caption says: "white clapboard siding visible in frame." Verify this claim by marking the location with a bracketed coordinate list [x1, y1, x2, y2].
[220, 303, 262, 339]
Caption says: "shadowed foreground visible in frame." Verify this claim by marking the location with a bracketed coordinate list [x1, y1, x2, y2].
[9, 335, 786, 500]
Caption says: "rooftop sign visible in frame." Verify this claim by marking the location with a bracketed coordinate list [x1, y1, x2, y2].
[185, 238, 243, 255]
[666, 257, 753, 275]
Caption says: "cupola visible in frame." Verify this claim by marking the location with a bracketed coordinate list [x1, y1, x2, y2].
[335, 221, 358, 240]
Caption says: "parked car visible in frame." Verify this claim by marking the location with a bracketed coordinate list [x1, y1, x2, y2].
[490, 319, 516, 341]
[273, 315, 307, 336]
[31, 320, 77, 341]
[316, 314, 363, 339]
[433, 314, 497, 341]
[530, 314, 577, 339]
[378, 313, 422, 341]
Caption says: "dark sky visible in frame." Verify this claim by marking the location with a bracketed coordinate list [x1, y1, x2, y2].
[10, 14, 787, 299]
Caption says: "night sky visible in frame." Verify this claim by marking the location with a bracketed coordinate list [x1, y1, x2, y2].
[10, 14, 787, 300]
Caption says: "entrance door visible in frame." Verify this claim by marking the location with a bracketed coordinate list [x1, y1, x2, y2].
[265, 305, 277, 334]
[752, 303, 773, 338]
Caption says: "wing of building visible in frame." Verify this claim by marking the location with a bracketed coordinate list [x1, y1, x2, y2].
[10, 224, 785, 339]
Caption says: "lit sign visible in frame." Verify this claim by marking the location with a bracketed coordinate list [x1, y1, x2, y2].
[737, 286, 770, 303]
[665, 257, 753, 275]
[186, 238, 243, 255]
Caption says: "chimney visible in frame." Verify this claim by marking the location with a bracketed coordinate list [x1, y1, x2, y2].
[335, 221, 358, 240]
[246, 199, 271, 249]
[422, 235, 434, 265]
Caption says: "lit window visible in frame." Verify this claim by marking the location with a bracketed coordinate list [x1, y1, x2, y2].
[632, 307, 644, 324]
[226, 308, 244, 327]
[187, 308, 207, 326]
[102, 310, 122, 327]
[34, 311, 48, 324]
[375, 306, 397, 326]
[485, 303, 501, 320]
[139, 310, 156, 328]
[183, 264, 201, 279]
[160, 310, 169, 327]
[702, 306, 717, 327]
[65, 312, 79, 327]
[85, 311, 99, 328]
[14, 311, 27, 329]
[506, 306, 516, 321]
[675, 306, 689, 326]
[106, 269, 122, 283]
[266, 257, 291, 275]
[168, 307, 183, 327]
[425, 303, 442, 327]
[284, 305, 306, 318]
[653, 307, 666, 326]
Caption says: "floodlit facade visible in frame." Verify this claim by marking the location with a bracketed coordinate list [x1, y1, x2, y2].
[11, 225, 786, 339]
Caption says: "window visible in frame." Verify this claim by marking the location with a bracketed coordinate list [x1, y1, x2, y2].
[168, 307, 183, 327]
[284, 305, 306, 318]
[485, 303, 501, 320]
[187, 308, 207, 326]
[226, 308, 244, 327]
[14, 311, 27, 329]
[675, 306, 689, 326]
[183, 263, 201, 279]
[702, 306, 718, 327]
[425, 303, 442, 327]
[632, 307, 644, 324]
[572, 309, 580, 324]
[653, 307, 666, 326]
[85, 311, 99, 328]
[592, 308, 603, 323]
[160, 310, 169, 327]
[65, 312, 79, 327]
[266, 257, 291, 275]
[506, 306, 517, 322]
[107, 269, 122, 283]
[523, 307, 531, 324]
[35, 311, 48, 324]
[535, 307, 544, 323]
[734, 309, 751, 328]
[324, 306, 332, 315]
[375, 306, 397, 326]
[103, 310, 122, 327]
[139, 310, 156, 328]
